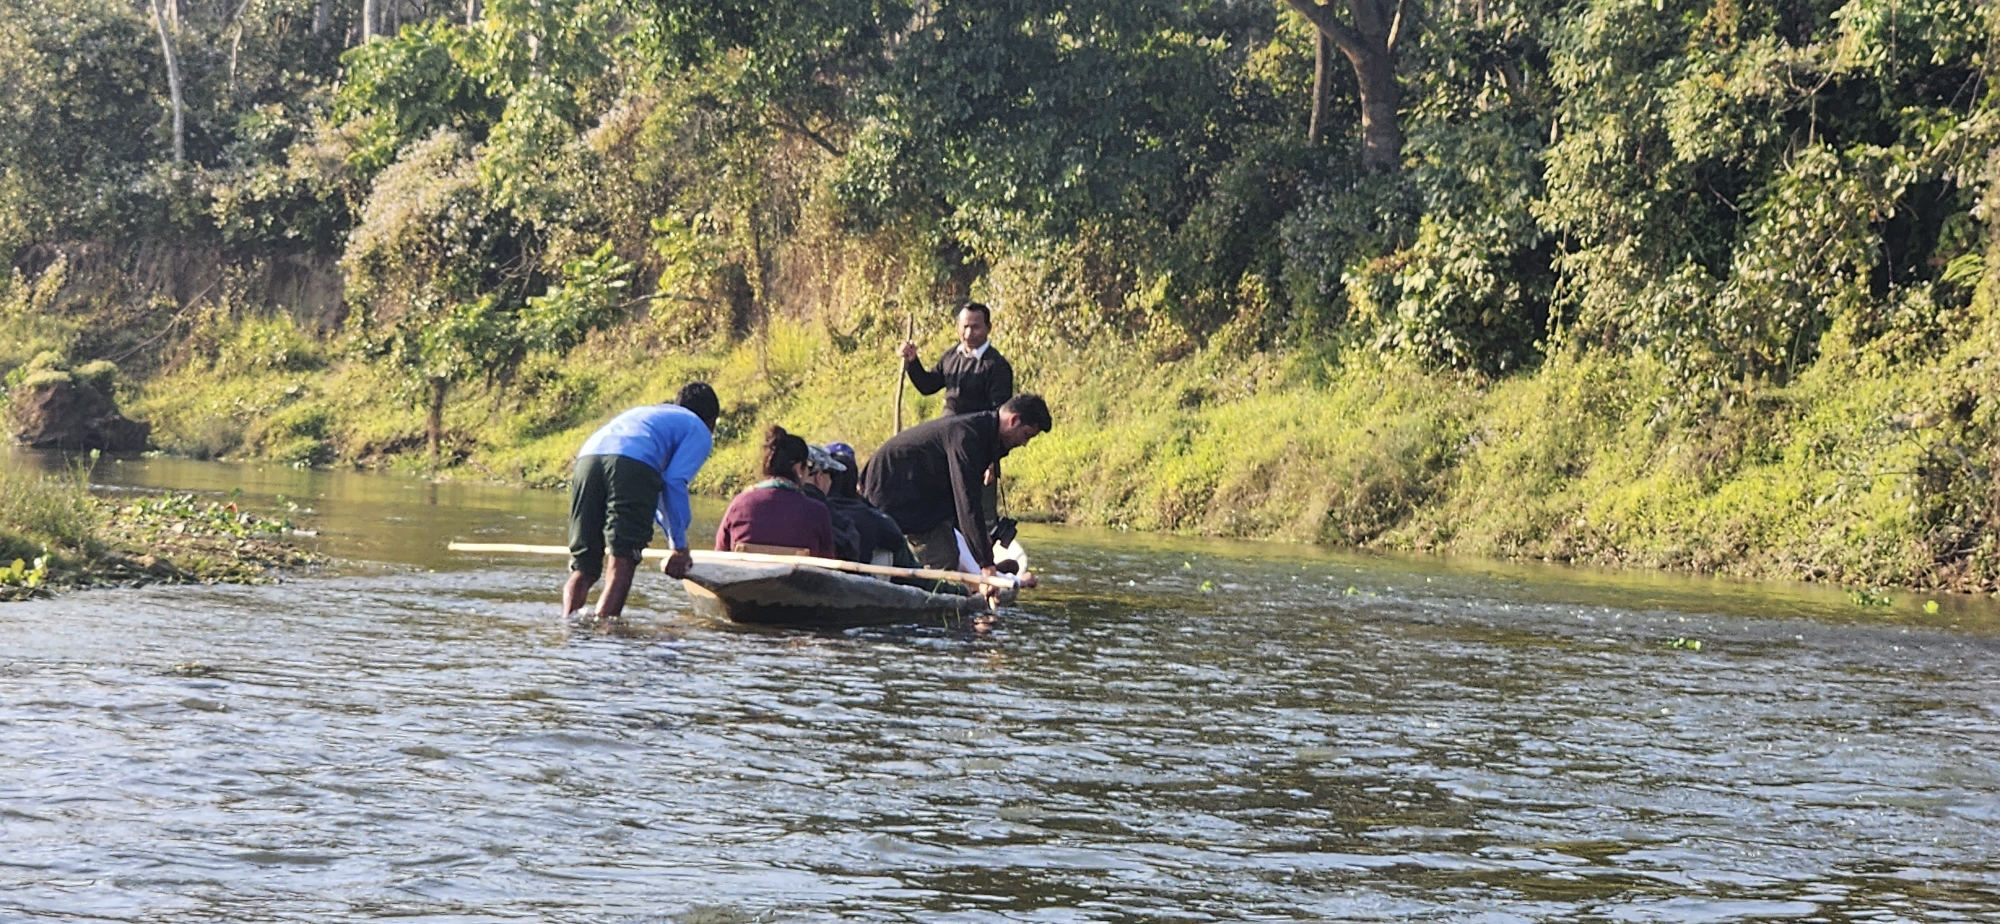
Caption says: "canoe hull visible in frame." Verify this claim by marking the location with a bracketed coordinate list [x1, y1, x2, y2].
[681, 561, 989, 629]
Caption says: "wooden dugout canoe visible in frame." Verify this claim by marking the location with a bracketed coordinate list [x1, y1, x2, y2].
[679, 559, 1003, 629]
[444, 542, 1020, 630]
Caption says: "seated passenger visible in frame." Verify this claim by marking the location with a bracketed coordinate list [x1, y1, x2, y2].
[821, 442, 923, 571]
[799, 444, 862, 562]
[714, 426, 837, 559]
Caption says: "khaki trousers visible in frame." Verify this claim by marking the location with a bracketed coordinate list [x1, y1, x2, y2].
[904, 520, 963, 572]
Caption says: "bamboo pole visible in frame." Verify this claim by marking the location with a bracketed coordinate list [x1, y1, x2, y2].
[445, 542, 1019, 591]
[894, 311, 912, 433]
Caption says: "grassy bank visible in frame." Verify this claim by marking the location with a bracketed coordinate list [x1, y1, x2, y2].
[112, 295, 2000, 595]
[0, 459, 320, 601]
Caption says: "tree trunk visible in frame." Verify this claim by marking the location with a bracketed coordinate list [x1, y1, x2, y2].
[146, 0, 185, 163]
[361, 0, 377, 42]
[936, 236, 984, 305]
[1285, 0, 1408, 170]
[1309, 31, 1332, 145]
[1348, 44, 1402, 170]
[227, 0, 253, 97]
[467, 0, 481, 26]
[427, 377, 447, 468]
[312, 0, 330, 34]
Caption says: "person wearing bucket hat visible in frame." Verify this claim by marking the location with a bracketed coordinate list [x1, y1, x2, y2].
[800, 444, 861, 561]
[806, 444, 846, 476]
[819, 440, 931, 579]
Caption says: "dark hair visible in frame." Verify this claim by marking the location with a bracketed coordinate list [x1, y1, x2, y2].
[675, 382, 720, 430]
[1001, 393, 1052, 433]
[760, 425, 810, 479]
[958, 302, 992, 325]
[829, 461, 860, 499]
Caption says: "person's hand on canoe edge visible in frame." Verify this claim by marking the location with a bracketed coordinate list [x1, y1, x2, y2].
[659, 548, 693, 578]
[986, 559, 1037, 591]
[977, 567, 1023, 605]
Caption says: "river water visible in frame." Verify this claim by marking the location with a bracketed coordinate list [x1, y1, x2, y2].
[2, 453, 1997, 922]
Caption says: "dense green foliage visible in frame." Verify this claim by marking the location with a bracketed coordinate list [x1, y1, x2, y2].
[0, 0, 1995, 588]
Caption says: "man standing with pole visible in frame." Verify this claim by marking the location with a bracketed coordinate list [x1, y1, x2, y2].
[899, 302, 1014, 419]
[897, 302, 1014, 517]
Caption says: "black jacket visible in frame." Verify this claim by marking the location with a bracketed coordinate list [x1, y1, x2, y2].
[802, 484, 862, 562]
[906, 344, 1013, 416]
[825, 494, 919, 568]
[859, 411, 1006, 568]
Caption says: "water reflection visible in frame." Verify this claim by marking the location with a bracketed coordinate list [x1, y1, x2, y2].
[0, 451, 1996, 921]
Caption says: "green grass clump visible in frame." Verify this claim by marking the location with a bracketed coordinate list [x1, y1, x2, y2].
[0, 461, 103, 567]
[1378, 314, 2000, 590]
[1004, 342, 1472, 543]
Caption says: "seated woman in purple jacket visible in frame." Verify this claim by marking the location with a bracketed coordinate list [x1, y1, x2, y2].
[714, 426, 837, 559]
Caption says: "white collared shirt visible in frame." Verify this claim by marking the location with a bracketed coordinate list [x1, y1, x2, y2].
[959, 341, 992, 360]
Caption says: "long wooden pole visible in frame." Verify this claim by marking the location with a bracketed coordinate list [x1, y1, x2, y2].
[445, 542, 1019, 591]
[894, 311, 913, 433]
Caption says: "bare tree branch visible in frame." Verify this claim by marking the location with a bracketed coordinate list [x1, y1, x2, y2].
[1388, 0, 1411, 51]
[1282, 0, 1366, 59]
[771, 106, 848, 157]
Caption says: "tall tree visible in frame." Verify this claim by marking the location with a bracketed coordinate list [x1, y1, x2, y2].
[144, 0, 185, 163]
[1284, 0, 1412, 169]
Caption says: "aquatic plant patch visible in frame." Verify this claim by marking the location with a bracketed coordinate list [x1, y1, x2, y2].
[0, 462, 320, 600]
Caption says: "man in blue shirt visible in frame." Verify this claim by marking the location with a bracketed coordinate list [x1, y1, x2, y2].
[562, 382, 720, 619]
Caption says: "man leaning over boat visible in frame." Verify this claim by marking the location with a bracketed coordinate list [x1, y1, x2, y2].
[860, 393, 1052, 594]
[562, 382, 719, 620]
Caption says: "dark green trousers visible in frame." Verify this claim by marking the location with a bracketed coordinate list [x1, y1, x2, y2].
[568, 454, 663, 577]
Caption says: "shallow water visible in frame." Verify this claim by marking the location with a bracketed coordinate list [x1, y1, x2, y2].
[2, 453, 1997, 921]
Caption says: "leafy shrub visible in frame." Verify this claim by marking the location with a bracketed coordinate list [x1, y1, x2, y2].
[71, 360, 118, 393]
[333, 21, 502, 175]
[213, 315, 327, 376]
[16, 369, 73, 389]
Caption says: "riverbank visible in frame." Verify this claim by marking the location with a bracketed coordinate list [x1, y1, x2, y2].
[110, 296, 2000, 596]
[0, 459, 320, 601]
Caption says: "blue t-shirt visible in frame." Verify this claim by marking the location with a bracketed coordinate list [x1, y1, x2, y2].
[578, 404, 713, 550]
